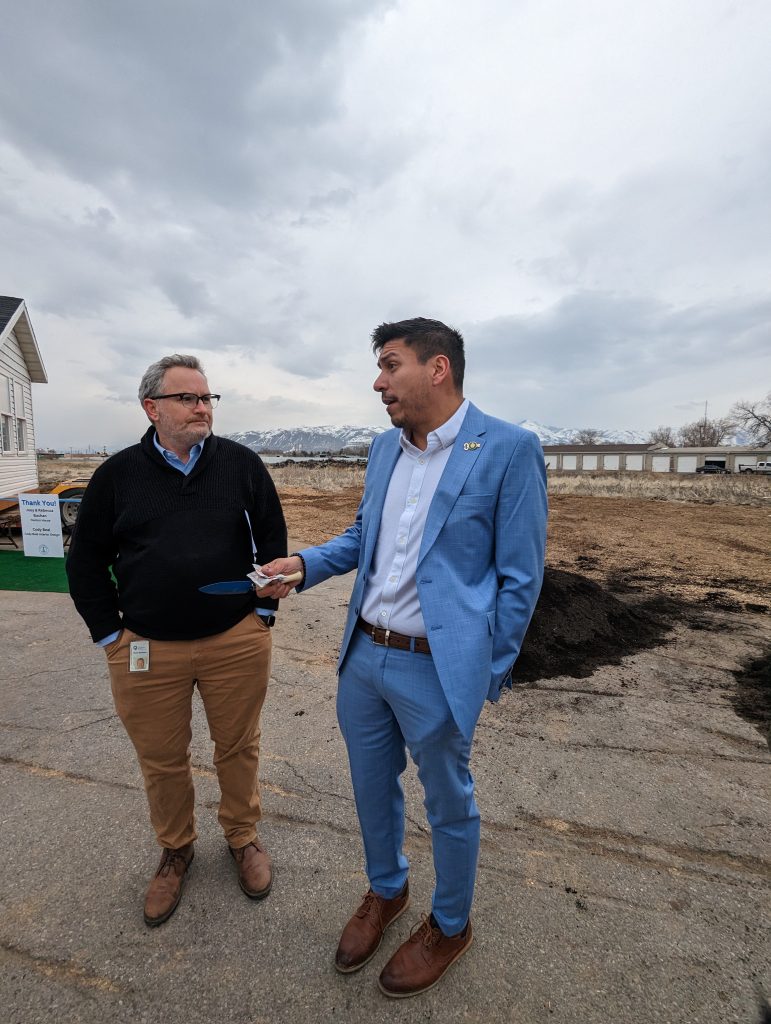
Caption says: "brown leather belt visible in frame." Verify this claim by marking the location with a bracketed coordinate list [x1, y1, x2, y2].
[357, 617, 431, 655]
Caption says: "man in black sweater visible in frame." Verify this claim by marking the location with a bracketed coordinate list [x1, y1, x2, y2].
[67, 354, 287, 926]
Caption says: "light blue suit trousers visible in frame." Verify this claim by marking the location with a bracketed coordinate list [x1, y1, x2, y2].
[337, 628, 480, 935]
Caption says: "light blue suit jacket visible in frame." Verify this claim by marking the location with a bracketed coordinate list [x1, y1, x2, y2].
[299, 403, 547, 740]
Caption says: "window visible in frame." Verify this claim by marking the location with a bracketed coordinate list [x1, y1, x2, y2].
[0, 376, 12, 453]
[14, 381, 27, 453]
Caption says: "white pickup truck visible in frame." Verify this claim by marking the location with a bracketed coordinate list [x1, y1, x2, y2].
[739, 461, 771, 474]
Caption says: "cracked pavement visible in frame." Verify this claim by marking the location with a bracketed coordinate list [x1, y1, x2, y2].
[1, 554, 770, 1024]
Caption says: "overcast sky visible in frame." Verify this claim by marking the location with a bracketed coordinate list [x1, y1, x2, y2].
[1, 0, 769, 449]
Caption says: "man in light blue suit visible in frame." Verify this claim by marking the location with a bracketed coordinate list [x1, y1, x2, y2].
[261, 317, 546, 998]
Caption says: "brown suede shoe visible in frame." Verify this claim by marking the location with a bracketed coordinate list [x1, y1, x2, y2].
[334, 881, 410, 974]
[378, 914, 473, 998]
[229, 839, 273, 899]
[143, 844, 194, 927]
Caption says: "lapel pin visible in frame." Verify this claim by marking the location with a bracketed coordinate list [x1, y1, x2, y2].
[463, 442, 481, 451]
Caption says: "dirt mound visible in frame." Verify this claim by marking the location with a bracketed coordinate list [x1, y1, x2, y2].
[513, 568, 672, 683]
[731, 653, 771, 751]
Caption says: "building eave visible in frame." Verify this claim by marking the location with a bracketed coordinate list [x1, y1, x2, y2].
[0, 298, 48, 383]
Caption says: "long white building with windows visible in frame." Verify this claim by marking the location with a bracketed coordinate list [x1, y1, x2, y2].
[541, 443, 770, 473]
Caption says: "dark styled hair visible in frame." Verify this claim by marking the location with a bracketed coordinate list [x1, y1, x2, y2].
[371, 317, 465, 391]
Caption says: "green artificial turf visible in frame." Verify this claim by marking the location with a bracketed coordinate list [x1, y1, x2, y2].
[0, 549, 70, 593]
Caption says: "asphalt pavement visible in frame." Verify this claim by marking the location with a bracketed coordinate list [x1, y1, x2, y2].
[1, 561, 769, 1024]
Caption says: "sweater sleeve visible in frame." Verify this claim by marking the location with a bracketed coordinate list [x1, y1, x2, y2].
[250, 455, 288, 612]
[65, 464, 123, 642]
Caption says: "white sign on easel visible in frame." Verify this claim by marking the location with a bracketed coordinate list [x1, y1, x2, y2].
[19, 493, 64, 558]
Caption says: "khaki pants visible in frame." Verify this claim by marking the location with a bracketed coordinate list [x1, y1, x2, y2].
[106, 613, 271, 850]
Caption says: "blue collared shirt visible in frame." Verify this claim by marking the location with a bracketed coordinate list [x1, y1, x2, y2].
[153, 432, 205, 474]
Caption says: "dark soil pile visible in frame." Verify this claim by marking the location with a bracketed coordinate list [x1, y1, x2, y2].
[513, 568, 673, 683]
[731, 653, 771, 750]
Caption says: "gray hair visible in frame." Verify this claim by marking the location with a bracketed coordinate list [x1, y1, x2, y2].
[138, 354, 206, 403]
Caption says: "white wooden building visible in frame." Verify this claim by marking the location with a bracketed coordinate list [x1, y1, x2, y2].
[0, 297, 47, 498]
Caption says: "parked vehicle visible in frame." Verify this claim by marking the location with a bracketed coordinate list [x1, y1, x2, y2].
[695, 464, 730, 474]
[0, 478, 88, 535]
[739, 461, 771, 474]
[50, 480, 89, 528]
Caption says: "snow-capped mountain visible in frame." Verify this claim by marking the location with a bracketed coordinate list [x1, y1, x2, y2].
[514, 421, 650, 445]
[226, 421, 753, 452]
[515, 422, 753, 446]
[227, 424, 387, 453]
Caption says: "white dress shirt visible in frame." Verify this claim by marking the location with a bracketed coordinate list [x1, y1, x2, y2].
[360, 399, 469, 637]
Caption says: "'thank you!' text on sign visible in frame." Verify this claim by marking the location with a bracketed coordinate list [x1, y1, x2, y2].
[19, 493, 64, 558]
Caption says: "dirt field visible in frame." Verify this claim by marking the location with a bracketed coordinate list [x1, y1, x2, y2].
[36, 454, 770, 613]
[278, 484, 771, 610]
[37, 451, 771, 623]
[36, 456, 104, 490]
[37, 453, 771, 720]
[276, 475, 770, 755]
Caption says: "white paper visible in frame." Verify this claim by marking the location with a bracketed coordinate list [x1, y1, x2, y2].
[18, 493, 64, 558]
[248, 568, 289, 590]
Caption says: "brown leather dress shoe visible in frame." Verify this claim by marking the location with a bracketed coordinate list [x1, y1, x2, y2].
[334, 881, 410, 973]
[143, 844, 194, 927]
[378, 914, 473, 998]
[229, 838, 273, 899]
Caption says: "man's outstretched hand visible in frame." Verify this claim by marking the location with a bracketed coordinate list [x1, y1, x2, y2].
[256, 555, 305, 599]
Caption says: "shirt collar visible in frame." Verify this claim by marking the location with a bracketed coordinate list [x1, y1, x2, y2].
[399, 398, 469, 456]
[153, 431, 205, 464]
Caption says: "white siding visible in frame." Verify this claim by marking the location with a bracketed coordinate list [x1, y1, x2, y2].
[544, 454, 557, 470]
[582, 454, 598, 470]
[652, 456, 671, 473]
[562, 455, 577, 470]
[625, 454, 643, 470]
[736, 457, 757, 470]
[603, 455, 620, 470]
[0, 329, 39, 497]
[677, 456, 697, 473]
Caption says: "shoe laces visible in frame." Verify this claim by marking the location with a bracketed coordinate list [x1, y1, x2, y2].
[356, 890, 384, 927]
[233, 839, 263, 862]
[409, 913, 442, 947]
[158, 848, 188, 876]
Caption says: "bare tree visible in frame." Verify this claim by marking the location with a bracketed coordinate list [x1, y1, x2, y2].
[648, 425, 676, 446]
[730, 393, 771, 446]
[574, 428, 601, 444]
[677, 417, 734, 447]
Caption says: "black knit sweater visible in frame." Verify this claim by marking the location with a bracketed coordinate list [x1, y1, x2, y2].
[66, 428, 287, 642]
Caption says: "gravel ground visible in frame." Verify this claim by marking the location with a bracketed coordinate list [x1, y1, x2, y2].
[2, 473, 769, 1024]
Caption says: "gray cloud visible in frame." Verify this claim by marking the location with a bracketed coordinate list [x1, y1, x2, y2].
[1, 0, 769, 448]
[1, 1, 395, 209]
[466, 291, 771, 427]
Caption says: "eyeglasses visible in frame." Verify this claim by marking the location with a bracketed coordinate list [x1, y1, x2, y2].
[149, 393, 221, 409]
